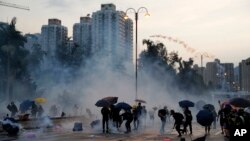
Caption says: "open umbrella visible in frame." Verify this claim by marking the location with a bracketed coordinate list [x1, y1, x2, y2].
[196, 109, 214, 126]
[196, 100, 206, 110]
[135, 99, 146, 103]
[34, 97, 47, 103]
[203, 104, 215, 111]
[102, 96, 118, 105]
[179, 100, 194, 108]
[19, 100, 34, 113]
[115, 102, 132, 110]
[229, 98, 250, 108]
[95, 99, 111, 107]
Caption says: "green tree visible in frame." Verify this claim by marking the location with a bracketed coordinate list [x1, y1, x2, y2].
[0, 18, 36, 101]
[139, 39, 207, 95]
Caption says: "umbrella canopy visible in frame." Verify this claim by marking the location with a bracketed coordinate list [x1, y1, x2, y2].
[229, 98, 250, 108]
[115, 102, 132, 110]
[102, 96, 118, 105]
[19, 100, 34, 113]
[135, 99, 146, 103]
[203, 104, 215, 111]
[34, 97, 47, 103]
[95, 99, 111, 107]
[196, 100, 206, 110]
[196, 109, 214, 126]
[179, 100, 194, 108]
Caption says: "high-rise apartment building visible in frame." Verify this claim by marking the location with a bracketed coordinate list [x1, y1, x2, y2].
[73, 16, 92, 56]
[239, 57, 250, 92]
[41, 19, 68, 57]
[91, 4, 133, 68]
[204, 59, 235, 91]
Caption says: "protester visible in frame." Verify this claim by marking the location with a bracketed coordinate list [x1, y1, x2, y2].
[101, 106, 110, 133]
[7, 102, 18, 118]
[158, 106, 167, 135]
[183, 107, 192, 134]
[121, 110, 133, 133]
[170, 110, 184, 137]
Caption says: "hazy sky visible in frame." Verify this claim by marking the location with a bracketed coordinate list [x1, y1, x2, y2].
[0, 0, 250, 66]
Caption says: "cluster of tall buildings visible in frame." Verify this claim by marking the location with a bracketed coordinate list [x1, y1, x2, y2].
[25, 3, 134, 69]
[194, 58, 250, 93]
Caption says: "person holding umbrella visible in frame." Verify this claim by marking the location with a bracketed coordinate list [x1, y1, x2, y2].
[183, 107, 192, 134]
[101, 106, 110, 133]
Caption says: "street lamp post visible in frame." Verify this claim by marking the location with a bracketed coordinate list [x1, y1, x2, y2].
[124, 7, 150, 100]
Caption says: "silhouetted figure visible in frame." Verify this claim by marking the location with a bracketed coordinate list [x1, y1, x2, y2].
[61, 112, 66, 117]
[101, 107, 110, 133]
[183, 107, 193, 134]
[31, 102, 38, 118]
[158, 106, 167, 134]
[7, 102, 18, 118]
[135, 103, 142, 129]
[111, 105, 121, 129]
[171, 110, 184, 137]
[218, 108, 227, 135]
[121, 110, 133, 133]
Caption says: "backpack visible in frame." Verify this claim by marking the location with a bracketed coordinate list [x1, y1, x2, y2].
[175, 112, 184, 122]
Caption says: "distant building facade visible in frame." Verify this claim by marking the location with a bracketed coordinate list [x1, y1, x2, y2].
[41, 19, 68, 57]
[204, 59, 235, 91]
[239, 57, 250, 92]
[91, 4, 133, 69]
[73, 16, 92, 56]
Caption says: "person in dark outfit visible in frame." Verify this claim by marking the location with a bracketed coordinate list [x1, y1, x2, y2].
[183, 107, 193, 134]
[136, 103, 142, 129]
[111, 106, 121, 129]
[218, 108, 227, 134]
[170, 110, 184, 137]
[158, 106, 167, 134]
[7, 102, 18, 118]
[121, 110, 133, 133]
[101, 106, 110, 133]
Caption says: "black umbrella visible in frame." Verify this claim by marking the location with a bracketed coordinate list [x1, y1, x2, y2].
[229, 98, 250, 108]
[179, 100, 194, 108]
[196, 109, 214, 126]
[115, 102, 132, 110]
[102, 96, 118, 105]
[95, 99, 111, 107]
[203, 104, 215, 111]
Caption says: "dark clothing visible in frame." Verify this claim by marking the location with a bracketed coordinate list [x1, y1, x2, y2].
[112, 108, 121, 128]
[172, 112, 184, 136]
[101, 107, 110, 133]
[132, 108, 139, 129]
[8, 104, 18, 117]
[121, 112, 133, 133]
[184, 109, 192, 134]
[158, 109, 167, 121]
